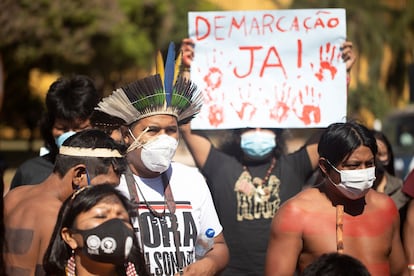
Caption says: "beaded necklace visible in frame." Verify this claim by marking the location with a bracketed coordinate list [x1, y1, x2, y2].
[243, 157, 276, 184]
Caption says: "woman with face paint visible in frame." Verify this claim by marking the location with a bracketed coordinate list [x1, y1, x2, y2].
[265, 121, 408, 276]
[43, 184, 149, 276]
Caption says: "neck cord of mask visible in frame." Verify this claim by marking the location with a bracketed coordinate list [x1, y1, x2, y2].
[125, 169, 184, 275]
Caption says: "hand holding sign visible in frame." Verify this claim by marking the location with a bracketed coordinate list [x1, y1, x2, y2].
[188, 9, 348, 129]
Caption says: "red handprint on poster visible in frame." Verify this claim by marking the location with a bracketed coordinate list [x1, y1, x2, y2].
[189, 9, 347, 129]
[292, 85, 321, 125]
[203, 67, 223, 90]
[311, 42, 342, 82]
[230, 85, 257, 121]
[199, 49, 231, 127]
[208, 104, 224, 127]
[269, 83, 295, 123]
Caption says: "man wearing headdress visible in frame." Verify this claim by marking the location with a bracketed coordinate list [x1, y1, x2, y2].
[3, 129, 126, 276]
[96, 42, 229, 275]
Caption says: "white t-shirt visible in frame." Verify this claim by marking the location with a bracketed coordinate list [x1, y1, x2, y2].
[117, 162, 223, 275]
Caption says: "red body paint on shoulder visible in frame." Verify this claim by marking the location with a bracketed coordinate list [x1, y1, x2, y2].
[278, 199, 397, 237]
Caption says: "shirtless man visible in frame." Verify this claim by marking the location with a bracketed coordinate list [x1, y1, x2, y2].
[3, 129, 126, 276]
[265, 121, 407, 276]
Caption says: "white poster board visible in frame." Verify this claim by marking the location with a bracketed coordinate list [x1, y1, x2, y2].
[188, 9, 347, 129]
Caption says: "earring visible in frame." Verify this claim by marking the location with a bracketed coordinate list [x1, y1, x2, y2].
[125, 262, 138, 276]
[65, 250, 76, 276]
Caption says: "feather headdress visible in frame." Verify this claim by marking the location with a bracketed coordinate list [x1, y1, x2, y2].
[96, 42, 203, 125]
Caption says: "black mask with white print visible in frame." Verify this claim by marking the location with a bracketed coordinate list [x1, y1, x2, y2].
[73, 218, 134, 264]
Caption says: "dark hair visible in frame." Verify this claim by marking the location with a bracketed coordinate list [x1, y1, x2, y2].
[90, 110, 126, 136]
[318, 122, 377, 167]
[53, 129, 127, 178]
[371, 129, 395, 175]
[43, 184, 149, 276]
[40, 75, 100, 162]
[301, 253, 371, 276]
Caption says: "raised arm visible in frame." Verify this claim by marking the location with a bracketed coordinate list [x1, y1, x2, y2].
[179, 38, 193, 80]
[179, 123, 211, 169]
[304, 129, 324, 170]
[178, 38, 212, 169]
[341, 41, 356, 82]
[305, 143, 320, 171]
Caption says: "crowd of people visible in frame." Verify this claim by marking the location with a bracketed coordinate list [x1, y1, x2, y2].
[1, 36, 414, 276]
[4, 129, 126, 275]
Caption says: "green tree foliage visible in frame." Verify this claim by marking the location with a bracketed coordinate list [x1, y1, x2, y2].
[0, 0, 133, 132]
[0, 0, 219, 136]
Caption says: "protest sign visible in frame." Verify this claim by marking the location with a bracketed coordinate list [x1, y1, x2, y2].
[188, 9, 347, 129]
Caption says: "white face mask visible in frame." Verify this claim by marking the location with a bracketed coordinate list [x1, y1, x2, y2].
[327, 160, 376, 200]
[140, 134, 178, 173]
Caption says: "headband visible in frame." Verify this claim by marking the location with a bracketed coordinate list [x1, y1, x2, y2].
[59, 146, 123, 158]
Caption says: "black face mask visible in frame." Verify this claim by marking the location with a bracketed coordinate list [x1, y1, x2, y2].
[73, 218, 134, 264]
